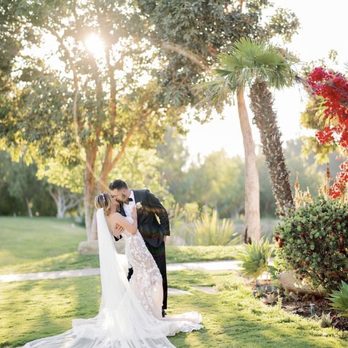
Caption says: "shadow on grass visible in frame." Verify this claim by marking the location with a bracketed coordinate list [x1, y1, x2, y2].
[1, 277, 101, 348]
[2, 271, 347, 348]
[169, 290, 347, 348]
[3, 306, 71, 348]
[168, 270, 216, 291]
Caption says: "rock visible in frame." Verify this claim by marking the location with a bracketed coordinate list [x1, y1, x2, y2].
[279, 271, 325, 295]
[78, 240, 99, 255]
[78, 239, 126, 255]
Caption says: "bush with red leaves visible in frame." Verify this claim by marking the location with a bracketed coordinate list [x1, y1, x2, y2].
[307, 67, 348, 198]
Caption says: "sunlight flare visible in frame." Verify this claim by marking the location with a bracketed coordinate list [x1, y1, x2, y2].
[84, 33, 105, 58]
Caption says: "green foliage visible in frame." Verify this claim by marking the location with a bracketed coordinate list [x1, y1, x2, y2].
[180, 150, 245, 218]
[36, 156, 84, 194]
[108, 146, 174, 208]
[0, 1, 180, 155]
[0, 1, 184, 234]
[169, 202, 200, 245]
[283, 138, 326, 196]
[318, 313, 333, 328]
[0, 151, 56, 216]
[237, 239, 272, 279]
[193, 209, 238, 246]
[329, 281, 348, 317]
[208, 40, 297, 218]
[217, 38, 296, 90]
[276, 197, 348, 291]
[267, 247, 289, 280]
[300, 98, 341, 164]
[155, 136, 331, 219]
[34, 145, 173, 201]
[138, 0, 299, 113]
[156, 128, 189, 199]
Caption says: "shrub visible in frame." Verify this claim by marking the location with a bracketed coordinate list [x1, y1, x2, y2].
[170, 203, 201, 245]
[237, 240, 272, 280]
[329, 281, 348, 317]
[193, 209, 238, 246]
[275, 197, 348, 291]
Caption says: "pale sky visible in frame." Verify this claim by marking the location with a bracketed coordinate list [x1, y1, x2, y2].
[185, 0, 348, 161]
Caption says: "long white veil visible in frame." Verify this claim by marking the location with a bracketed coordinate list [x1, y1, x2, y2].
[23, 209, 201, 348]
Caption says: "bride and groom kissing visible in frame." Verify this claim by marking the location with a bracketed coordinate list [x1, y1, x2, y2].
[108, 179, 170, 318]
[23, 179, 202, 348]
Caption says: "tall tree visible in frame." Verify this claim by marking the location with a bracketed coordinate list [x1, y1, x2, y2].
[216, 39, 295, 217]
[136, 0, 299, 241]
[0, 1, 180, 241]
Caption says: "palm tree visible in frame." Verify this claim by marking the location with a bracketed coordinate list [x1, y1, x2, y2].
[216, 38, 295, 217]
[205, 58, 261, 242]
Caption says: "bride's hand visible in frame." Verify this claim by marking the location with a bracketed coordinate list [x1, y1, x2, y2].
[113, 224, 124, 237]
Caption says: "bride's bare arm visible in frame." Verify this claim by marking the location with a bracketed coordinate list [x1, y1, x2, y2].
[109, 211, 137, 234]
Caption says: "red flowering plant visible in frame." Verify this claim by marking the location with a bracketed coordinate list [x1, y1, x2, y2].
[306, 67, 348, 199]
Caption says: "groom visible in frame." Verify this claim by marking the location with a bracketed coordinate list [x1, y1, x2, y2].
[109, 179, 170, 317]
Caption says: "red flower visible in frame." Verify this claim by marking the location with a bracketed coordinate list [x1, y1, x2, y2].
[306, 67, 348, 198]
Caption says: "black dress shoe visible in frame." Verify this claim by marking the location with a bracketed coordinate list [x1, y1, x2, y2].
[162, 310, 167, 317]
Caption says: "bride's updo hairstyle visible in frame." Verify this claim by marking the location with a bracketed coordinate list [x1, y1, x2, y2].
[95, 192, 112, 214]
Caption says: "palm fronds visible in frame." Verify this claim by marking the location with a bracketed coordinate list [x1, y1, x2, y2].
[216, 38, 295, 89]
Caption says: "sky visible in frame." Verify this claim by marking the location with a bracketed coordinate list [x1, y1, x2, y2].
[185, 0, 348, 162]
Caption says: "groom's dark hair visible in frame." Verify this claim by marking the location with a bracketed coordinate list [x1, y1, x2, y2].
[109, 179, 128, 190]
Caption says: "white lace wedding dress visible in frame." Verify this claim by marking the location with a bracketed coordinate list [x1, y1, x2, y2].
[23, 209, 202, 348]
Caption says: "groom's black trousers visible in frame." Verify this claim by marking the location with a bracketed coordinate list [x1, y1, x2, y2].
[127, 240, 168, 311]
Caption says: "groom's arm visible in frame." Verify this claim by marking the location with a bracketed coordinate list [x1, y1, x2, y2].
[145, 190, 170, 236]
[113, 205, 125, 241]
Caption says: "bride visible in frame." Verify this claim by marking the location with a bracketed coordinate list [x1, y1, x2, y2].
[23, 193, 202, 348]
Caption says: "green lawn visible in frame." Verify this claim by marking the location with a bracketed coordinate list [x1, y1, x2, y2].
[1, 271, 347, 348]
[1, 217, 347, 347]
[0, 217, 236, 274]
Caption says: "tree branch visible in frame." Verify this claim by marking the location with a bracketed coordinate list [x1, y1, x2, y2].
[160, 41, 210, 71]
[47, 28, 82, 138]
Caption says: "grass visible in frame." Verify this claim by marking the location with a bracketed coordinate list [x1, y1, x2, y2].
[167, 245, 237, 263]
[1, 271, 347, 348]
[0, 217, 93, 274]
[0, 217, 236, 274]
[1, 217, 346, 347]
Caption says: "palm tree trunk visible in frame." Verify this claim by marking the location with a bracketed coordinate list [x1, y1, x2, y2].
[249, 79, 294, 216]
[236, 87, 261, 242]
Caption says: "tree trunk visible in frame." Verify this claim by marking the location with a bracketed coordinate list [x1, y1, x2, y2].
[249, 79, 294, 216]
[55, 187, 65, 218]
[25, 198, 33, 218]
[57, 196, 65, 219]
[236, 87, 261, 242]
[84, 147, 98, 241]
[48, 186, 82, 219]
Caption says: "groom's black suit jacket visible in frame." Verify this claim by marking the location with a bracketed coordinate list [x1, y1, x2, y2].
[117, 189, 170, 247]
